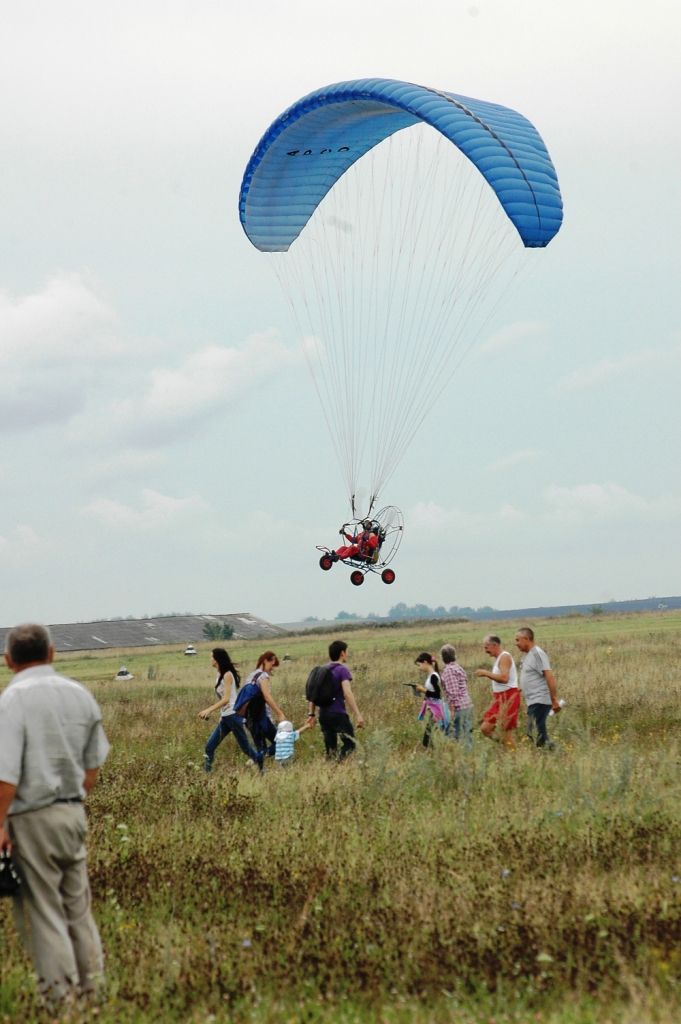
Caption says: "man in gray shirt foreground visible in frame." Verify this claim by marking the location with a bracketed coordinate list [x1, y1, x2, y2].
[515, 626, 562, 748]
[0, 623, 110, 1009]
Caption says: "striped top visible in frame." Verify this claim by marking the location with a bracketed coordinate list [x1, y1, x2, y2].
[274, 729, 300, 762]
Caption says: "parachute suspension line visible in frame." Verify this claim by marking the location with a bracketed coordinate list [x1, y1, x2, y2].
[363, 128, 523, 499]
[272, 122, 527, 505]
[367, 130, 456, 492]
[278, 210, 364, 500]
[370, 130, 467, 491]
[368, 130, 429, 491]
[275, 151, 385, 505]
[272, 252, 356, 500]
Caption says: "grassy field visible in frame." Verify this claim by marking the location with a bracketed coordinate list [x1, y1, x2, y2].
[1, 611, 679, 1023]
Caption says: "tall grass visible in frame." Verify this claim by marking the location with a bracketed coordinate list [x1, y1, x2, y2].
[0, 612, 679, 1022]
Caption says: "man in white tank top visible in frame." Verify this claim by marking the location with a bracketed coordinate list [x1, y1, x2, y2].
[474, 635, 520, 749]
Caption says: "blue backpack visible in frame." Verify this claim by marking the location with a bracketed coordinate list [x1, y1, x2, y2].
[233, 670, 265, 721]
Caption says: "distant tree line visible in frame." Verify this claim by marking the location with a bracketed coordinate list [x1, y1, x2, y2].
[334, 595, 681, 623]
[336, 603, 481, 622]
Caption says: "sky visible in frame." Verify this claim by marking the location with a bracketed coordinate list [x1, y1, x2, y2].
[0, 0, 679, 627]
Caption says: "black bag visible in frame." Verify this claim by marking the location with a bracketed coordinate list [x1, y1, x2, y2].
[0, 850, 21, 898]
[305, 665, 336, 708]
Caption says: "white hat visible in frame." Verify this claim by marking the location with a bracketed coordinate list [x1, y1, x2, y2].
[276, 720, 293, 734]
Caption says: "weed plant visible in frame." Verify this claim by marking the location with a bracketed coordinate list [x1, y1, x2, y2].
[0, 612, 679, 1022]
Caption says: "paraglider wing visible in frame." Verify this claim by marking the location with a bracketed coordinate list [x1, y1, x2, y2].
[238, 77, 563, 509]
[239, 78, 563, 253]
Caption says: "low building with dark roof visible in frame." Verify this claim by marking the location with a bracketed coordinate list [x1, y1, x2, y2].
[0, 613, 287, 653]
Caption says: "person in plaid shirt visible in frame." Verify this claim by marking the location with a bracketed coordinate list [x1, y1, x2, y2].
[440, 644, 473, 746]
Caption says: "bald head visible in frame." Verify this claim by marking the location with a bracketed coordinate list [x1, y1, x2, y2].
[483, 635, 502, 656]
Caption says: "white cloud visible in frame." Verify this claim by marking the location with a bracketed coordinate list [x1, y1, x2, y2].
[558, 345, 681, 391]
[0, 275, 138, 431]
[408, 499, 522, 536]
[0, 274, 124, 365]
[142, 330, 292, 416]
[0, 379, 90, 431]
[0, 524, 46, 560]
[409, 501, 450, 529]
[301, 334, 324, 361]
[81, 488, 207, 531]
[245, 509, 296, 541]
[544, 482, 681, 524]
[110, 328, 302, 446]
[479, 321, 547, 354]
[487, 449, 540, 471]
[86, 451, 166, 483]
[499, 503, 525, 520]
[408, 482, 681, 538]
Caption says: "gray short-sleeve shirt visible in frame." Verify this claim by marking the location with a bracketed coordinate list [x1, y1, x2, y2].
[0, 664, 110, 815]
[519, 645, 552, 706]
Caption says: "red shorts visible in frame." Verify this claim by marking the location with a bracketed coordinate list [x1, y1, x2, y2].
[482, 688, 520, 731]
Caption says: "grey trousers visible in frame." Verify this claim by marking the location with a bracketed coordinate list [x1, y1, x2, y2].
[9, 801, 103, 1005]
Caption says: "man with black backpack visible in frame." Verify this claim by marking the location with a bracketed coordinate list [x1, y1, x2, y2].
[306, 640, 364, 760]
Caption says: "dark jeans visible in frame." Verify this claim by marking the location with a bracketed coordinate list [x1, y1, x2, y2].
[204, 714, 261, 769]
[248, 716, 277, 758]
[451, 707, 474, 747]
[319, 710, 356, 760]
[526, 703, 552, 748]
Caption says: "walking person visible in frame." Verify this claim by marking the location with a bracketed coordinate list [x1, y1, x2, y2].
[0, 624, 110, 1011]
[241, 652, 286, 759]
[474, 635, 520, 750]
[307, 640, 364, 760]
[273, 718, 313, 767]
[199, 648, 263, 771]
[440, 644, 474, 746]
[515, 627, 562, 748]
[414, 652, 450, 747]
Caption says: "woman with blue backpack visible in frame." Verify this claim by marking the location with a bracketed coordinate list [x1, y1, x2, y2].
[235, 651, 287, 760]
[198, 648, 263, 772]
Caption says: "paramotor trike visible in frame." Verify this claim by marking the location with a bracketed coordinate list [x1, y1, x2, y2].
[317, 506, 404, 586]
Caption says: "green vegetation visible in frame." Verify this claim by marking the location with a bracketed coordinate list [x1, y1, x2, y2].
[1, 612, 679, 1022]
[202, 621, 235, 641]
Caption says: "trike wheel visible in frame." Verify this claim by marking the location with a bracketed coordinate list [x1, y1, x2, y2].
[381, 568, 396, 584]
[350, 570, 365, 586]
[319, 554, 333, 571]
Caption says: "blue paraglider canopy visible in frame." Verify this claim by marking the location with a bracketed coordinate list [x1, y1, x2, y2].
[239, 77, 563, 253]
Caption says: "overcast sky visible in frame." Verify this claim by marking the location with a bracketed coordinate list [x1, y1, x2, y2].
[1, 0, 679, 627]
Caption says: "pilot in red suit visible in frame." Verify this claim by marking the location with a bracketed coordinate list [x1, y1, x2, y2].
[334, 520, 379, 561]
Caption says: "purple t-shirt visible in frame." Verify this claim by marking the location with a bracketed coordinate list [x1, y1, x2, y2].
[325, 661, 352, 714]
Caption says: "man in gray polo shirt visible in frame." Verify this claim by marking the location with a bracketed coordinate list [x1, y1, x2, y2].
[515, 626, 561, 748]
[0, 623, 110, 1009]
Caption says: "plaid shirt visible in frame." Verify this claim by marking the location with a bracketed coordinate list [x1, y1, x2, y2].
[441, 662, 473, 711]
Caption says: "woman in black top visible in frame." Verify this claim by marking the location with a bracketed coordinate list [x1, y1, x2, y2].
[414, 652, 449, 747]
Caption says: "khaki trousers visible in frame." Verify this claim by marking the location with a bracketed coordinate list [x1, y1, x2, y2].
[9, 802, 103, 1005]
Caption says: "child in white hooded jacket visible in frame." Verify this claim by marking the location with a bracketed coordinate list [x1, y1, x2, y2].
[274, 719, 313, 765]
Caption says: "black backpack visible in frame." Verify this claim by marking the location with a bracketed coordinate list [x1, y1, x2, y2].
[0, 850, 21, 898]
[305, 664, 336, 708]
